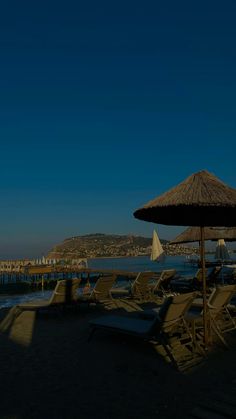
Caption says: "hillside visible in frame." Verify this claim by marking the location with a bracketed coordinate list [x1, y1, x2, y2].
[47, 233, 196, 259]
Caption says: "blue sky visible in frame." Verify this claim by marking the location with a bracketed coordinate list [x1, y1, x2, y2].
[1, 1, 236, 258]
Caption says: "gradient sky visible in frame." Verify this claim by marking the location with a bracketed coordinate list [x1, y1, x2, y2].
[1, 1, 236, 258]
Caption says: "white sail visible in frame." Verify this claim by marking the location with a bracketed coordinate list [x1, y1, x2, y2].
[150, 229, 164, 261]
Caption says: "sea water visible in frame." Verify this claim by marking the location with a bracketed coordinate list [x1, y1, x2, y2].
[89, 255, 195, 276]
[0, 255, 195, 308]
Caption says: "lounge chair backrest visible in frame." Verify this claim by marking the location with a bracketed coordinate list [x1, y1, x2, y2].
[159, 269, 176, 288]
[131, 271, 158, 298]
[152, 276, 163, 294]
[49, 278, 81, 305]
[207, 285, 236, 316]
[152, 269, 176, 293]
[90, 275, 116, 301]
[158, 292, 196, 333]
[159, 269, 176, 282]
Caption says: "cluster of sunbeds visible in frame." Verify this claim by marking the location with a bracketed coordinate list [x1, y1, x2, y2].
[11, 269, 236, 370]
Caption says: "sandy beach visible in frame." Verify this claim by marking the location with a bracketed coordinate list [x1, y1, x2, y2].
[0, 301, 236, 419]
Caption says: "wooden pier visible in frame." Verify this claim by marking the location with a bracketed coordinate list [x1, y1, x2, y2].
[0, 262, 139, 294]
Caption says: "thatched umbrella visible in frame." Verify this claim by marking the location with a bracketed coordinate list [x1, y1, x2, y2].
[133, 170, 236, 345]
[170, 226, 236, 245]
[170, 226, 235, 283]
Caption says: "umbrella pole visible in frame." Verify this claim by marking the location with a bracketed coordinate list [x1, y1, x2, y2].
[200, 226, 208, 346]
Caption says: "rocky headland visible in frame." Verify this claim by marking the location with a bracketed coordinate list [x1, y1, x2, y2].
[47, 233, 198, 259]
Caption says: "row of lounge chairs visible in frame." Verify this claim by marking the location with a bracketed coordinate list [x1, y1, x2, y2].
[18, 275, 118, 309]
[16, 266, 226, 313]
[4, 270, 236, 370]
[17, 269, 177, 311]
[111, 269, 177, 300]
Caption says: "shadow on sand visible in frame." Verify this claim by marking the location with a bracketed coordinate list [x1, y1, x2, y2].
[0, 299, 236, 418]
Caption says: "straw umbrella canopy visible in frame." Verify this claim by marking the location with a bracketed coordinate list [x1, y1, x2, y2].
[170, 226, 236, 245]
[170, 227, 234, 282]
[170, 226, 236, 266]
[133, 170, 236, 345]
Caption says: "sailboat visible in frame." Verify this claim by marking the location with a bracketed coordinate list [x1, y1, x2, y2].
[150, 229, 164, 262]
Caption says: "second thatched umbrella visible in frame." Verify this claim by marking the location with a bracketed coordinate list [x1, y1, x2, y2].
[170, 226, 236, 283]
[170, 226, 236, 267]
[170, 226, 236, 245]
[133, 170, 236, 345]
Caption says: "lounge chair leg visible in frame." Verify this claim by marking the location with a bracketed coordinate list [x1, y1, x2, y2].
[183, 318, 206, 357]
[211, 320, 229, 348]
[160, 333, 179, 370]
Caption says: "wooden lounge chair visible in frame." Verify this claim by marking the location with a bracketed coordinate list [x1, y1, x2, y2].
[187, 284, 236, 347]
[17, 278, 81, 310]
[151, 269, 177, 297]
[208, 285, 236, 333]
[130, 271, 160, 300]
[77, 274, 117, 305]
[111, 271, 159, 301]
[89, 292, 197, 369]
[0, 279, 81, 335]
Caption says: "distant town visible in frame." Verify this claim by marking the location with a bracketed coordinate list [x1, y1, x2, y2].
[47, 233, 199, 259]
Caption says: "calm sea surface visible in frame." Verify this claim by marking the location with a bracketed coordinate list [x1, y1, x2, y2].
[0, 255, 198, 309]
[89, 255, 194, 275]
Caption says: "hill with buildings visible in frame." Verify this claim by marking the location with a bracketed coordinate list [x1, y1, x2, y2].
[47, 233, 198, 259]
